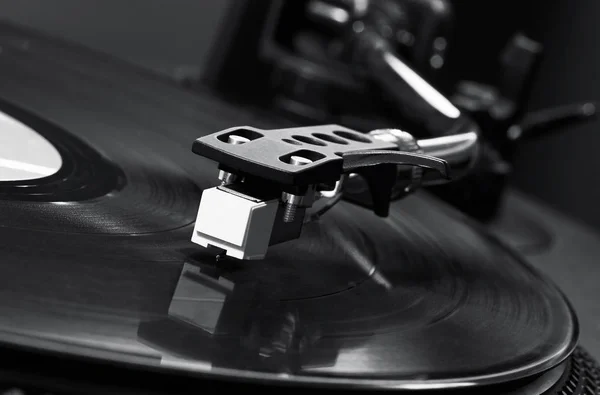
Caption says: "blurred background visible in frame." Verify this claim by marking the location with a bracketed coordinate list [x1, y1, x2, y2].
[0, 0, 595, 229]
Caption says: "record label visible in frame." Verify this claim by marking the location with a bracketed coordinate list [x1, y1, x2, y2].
[0, 110, 61, 181]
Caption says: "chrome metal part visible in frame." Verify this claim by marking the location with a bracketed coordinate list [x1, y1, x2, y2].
[282, 156, 314, 223]
[218, 134, 251, 185]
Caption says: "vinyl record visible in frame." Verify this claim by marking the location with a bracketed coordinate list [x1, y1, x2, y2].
[0, 22, 577, 391]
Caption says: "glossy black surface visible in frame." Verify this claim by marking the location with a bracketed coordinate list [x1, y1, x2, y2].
[0, 22, 577, 389]
[0, 98, 125, 202]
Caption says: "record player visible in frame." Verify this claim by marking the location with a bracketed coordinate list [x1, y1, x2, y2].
[0, 1, 600, 394]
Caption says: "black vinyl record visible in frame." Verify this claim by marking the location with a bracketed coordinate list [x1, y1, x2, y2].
[0, 22, 578, 391]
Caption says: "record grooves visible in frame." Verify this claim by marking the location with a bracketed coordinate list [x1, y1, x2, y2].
[0, 97, 124, 201]
[0, 21, 592, 393]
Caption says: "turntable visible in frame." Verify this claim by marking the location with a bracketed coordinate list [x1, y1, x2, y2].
[0, 1, 599, 394]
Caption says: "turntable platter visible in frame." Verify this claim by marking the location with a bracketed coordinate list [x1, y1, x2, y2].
[0, 23, 577, 390]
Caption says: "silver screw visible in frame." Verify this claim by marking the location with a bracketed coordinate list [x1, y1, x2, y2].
[282, 156, 312, 223]
[284, 207, 295, 223]
[288, 155, 312, 166]
[282, 193, 303, 222]
[227, 135, 250, 145]
[219, 134, 250, 184]
[218, 169, 237, 184]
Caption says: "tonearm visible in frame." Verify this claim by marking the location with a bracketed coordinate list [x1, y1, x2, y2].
[190, 0, 482, 260]
[190, 121, 479, 260]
